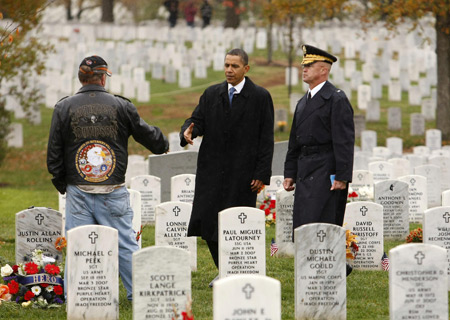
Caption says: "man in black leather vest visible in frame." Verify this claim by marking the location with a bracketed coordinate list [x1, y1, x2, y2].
[47, 55, 169, 300]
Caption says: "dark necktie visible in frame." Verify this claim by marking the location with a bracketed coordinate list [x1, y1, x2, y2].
[229, 87, 236, 107]
[307, 91, 312, 102]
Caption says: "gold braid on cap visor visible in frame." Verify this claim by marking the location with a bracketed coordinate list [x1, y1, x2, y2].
[301, 54, 334, 65]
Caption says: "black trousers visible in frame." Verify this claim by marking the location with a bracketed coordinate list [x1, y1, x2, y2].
[206, 240, 219, 268]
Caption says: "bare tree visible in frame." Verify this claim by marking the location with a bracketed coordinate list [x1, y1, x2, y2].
[101, 0, 114, 22]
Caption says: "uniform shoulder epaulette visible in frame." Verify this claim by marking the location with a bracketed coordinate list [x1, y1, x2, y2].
[114, 94, 131, 103]
[335, 89, 347, 97]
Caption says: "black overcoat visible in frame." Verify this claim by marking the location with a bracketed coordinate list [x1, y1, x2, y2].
[284, 81, 354, 230]
[180, 77, 274, 241]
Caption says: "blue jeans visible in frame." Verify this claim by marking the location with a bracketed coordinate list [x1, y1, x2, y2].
[65, 184, 138, 300]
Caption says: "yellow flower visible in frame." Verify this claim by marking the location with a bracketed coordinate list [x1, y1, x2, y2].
[22, 301, 32, 308]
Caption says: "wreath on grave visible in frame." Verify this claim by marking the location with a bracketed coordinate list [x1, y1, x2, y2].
[0, 241, 66, 308]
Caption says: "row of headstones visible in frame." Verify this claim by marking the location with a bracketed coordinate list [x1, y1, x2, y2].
[16, 206, 449, 319]
[13, 18, 435, 121]
[18, 183, 449, 280]
[360, 129, 444, 153]
[275, 185, 450, 273]
[286, 58, 436, 101]
[355, 110, 436, 139]
[140, 143, 289, 203]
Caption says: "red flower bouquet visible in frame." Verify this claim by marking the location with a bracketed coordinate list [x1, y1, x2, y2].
[1, 249, 64, 308]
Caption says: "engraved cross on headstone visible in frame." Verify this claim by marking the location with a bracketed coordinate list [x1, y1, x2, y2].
[185, 177, 191, 186]
[35, 213, 44, 225]
[317, 230, 326, 242]
[89, 231, 99, 244]
[360, 206, 368, 216]
[415, 251, 425, 265]
[238, 213, 247, 224]
[242, 283, 254, 299]
[443, 212, 450, 223]
[410, 178, 416, 186]
[143, 178, 149, 187]
[379, 164, 384, 171]
[173, 206, 181, 217]
[276, 180, 282, 188]
[357, 173, 364, 181]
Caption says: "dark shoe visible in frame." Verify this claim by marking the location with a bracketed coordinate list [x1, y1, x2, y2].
[209, 275, 219, 288]
[346, 263, 353, 277]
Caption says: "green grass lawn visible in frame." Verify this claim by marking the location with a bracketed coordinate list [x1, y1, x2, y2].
[0, 48, 448, 319]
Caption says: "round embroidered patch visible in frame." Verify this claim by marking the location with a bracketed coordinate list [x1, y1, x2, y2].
[75, 140, 115, 182]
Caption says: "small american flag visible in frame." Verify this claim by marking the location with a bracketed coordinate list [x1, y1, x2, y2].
[381, 252, 390, 271]
[270, 238, 278, 256]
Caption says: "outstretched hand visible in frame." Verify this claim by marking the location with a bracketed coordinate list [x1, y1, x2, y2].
[283, 178, 295, 191]
[183, 123, 195, 145]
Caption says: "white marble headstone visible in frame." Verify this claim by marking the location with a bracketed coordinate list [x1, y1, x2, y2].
[428, 155, 450, 192]
[265, 175, 284, 199]
[67, 225, 119, 320]
[389, 243, 448, 320]
[170, 174, 195, 204]
[126, 156, 148, 187]
[178, 67, 192, 88]
[413, 146, 430, 157]
[442, 190, 450, 206]
[128, 189, 142, 248]
[6, 123, 23, 148]
[357, 84, 371, 110]
[386, 137, 403, 158]
[388, 80, 401, 101]
[349, 170, 374, 202]
[168, 132, 184, 152]
[368, 161, 393, 183]
[398, 175, 427, 223]
[275, 189, 294, 256]
[219, 207, 266, 278]
[423, 206, 450, 290]
[16, 207, 63, 263]
[59, 193, 66, 235]
[213, 275, 281, 320]
[410, 113, 425, 136]
[361, 130, 377, 153]
[155, 201, 196, 271]
[414, 164, 442, 208]
[375, 180, 409, 240]
[132, 246, 191, 320]
[426, 129, 442, 151]
[130, 175, 161, 225]
[388, 158, 411, 179]
[421, 98, 436, 121]
[353, 152, 370, 171]
[344, 202, 384, 270]
[388, 107, 402, 131]
[295, 223, 346, 320]
[372, 146, 392, 160]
